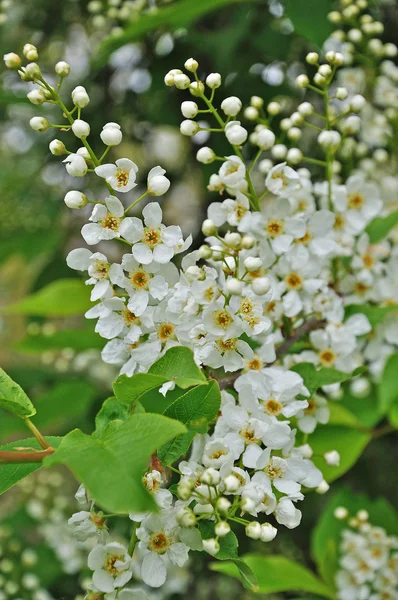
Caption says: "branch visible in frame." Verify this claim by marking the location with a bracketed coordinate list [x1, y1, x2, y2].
[0, 447, 55, 464]
[218, 317, 325, 390]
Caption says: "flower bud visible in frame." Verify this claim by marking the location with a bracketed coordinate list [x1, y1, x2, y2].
[271, 144, 287, 160]
[25, 62, 41, 80]
[200, 468, 221, 486]
[226, 278, 244, 296]
[72, 85, 90, 108]
[241, 235, 255, 249]
[27, 89, 46, 105]
[198, 245, 212, 259]
[216, 497, 232, 513]
[174, 73, 191, 90]
[164, 69, 182, 86]
[252, 277, 270, 295]
[296, 74, 309, 88]
[244, 257, 262, 272]
[267, 101, 281, 115]
[335, 87, 349, 101]
[298, 102, 313, 117]
[63, 153, 88, 177]
[287, 148, 303, 165]
[181, 101, 198, 119]
[225, 121, 248, 145]
[29, 116, 50, 132]
[258, 159, 273, 174]
[184, 58, 198, 72]
[177, 479, 194, 500]
[316, 480, 330, 494]
[202, 538, 220, 556]
[257, 128, 275, 150]
[318, 64, 332, 78]
[55, 61, 71, 77]
[313, 73, 326, 86]
[3, 52, 21, 69]
[350, 94, 366, 112]
[318, 130, 341, 151]
[176, 507, 197, 528]
[49, 139, 67, 155]
[245, 521, 261, 539]
[244, 106, 259, 120]
[180, 119, 199, 136]
[64, 191, 88, 209]
[221, 96, 242, 117]
[196, 146, 215, 164]
[100, 122, 122, 146]
[251, 95, 263, 108]
[260, 523, 277, 542]
[223, 474, 241, 493]
[334, 506, 348, 520]
[206, 73, 222, 89]
[224, 232, 241, 248]
[324, 450, 340, 466]
[189, 81, 205, 96]
[202, 219, 216, 236]
[215, 521, 230, 537]
[71, 119, 90, 140]
[306, 52, 319, 64]
[241, 497, 255, 512]
[23, 44, 38, 61]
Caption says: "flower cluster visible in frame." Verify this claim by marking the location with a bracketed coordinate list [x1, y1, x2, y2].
[4, 0, 398, 593]
[334, 507, 398, 599]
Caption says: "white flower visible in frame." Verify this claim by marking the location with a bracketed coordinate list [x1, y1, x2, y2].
[81, 196, 128, 245]
[95, 158, 139, 193]
[66, 249, 113, 301]
[333, 174, 383, 231]
[218, 155, 246, 189]
[120, 202, 185, 265]
[87, 542, 132, 593]
[137, 512, 190, 588]
[147, 166, 170, 196]
[63, 153, 88, 177]
[68, 511, 107, 542]
[296, 394, 330, 434]
[266, 162, 300, 196]
[257, 128, 275, 150]
[100, 122, 122, 146]
[225, 121, 248, 146]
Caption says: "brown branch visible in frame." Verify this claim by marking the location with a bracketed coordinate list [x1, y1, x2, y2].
[218, 317, 325, 390]
[0, 447, 55, 464]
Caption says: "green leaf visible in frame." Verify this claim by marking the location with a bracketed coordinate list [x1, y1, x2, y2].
[211, 554, 334, 598]
[113, 373, 168, 406]
[94, 397, 131, 437]
[0, 368, 36, 418]
[365, 209, 398, 243]
[285, 0, 333, 47]
[388, 400, 398, 429]
[96, 0, 249, 66]
[291, 362, 365, 395]
[44, 414, 186, 513]
[345, 304, 398, 328]
[378, 353, 398, 414]
[308, 425, 371, 482]
[4, 279, 92, 317]
[198, 521, 238, 560]
[149, 347, 207, 388]
[15, 326, 104, 353]
[339, 386, 381, 428]
[327, 401, 362, 428]
[230, 559, 259, 592]
[158, 381, 221, 464]
[0, 437, 62, 495]
[312, 487, 398, 581]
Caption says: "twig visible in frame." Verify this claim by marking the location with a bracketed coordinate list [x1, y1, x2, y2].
[0, 447, 55, 464]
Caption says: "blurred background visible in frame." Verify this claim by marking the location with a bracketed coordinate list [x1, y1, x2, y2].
[0, 0, 397, 598]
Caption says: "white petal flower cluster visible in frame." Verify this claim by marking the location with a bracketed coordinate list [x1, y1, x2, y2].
[335, 508, 398, 599]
